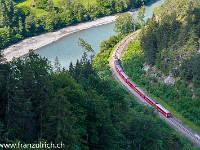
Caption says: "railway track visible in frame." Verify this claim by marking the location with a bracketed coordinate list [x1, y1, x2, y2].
[169, 117, 200, 142]
[109, 31, 200, 147]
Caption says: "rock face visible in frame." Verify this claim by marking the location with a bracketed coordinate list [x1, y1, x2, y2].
[143, 64, 176, 85]
[143, 65, 150, 71]
[163, 75, 176, 85]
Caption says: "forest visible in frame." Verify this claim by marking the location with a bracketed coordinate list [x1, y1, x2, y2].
[0, 0, 199, 149]
[0, 0, 152, 50]
[140, 0, 200, 91]
[122, 0, 200, 133]
[0, 38, 195, 150]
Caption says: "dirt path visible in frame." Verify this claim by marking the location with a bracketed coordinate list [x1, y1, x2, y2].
[109, 31, 200, 147]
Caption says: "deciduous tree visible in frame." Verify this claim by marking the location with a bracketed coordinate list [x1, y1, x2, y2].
[114, 13, 135, 34]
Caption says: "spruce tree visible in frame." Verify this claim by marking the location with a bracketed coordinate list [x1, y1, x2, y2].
[54, 56, 61, 74]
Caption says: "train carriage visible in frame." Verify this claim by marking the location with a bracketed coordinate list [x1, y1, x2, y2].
[114, 59, 119, 66]
[127, 79, 137, 89]
[134, 87, 154, 105]
[113, 57, 171, 118]
[116, 64, 123, 73]
[156, 104, 171, 118]
[135, 86, 147, 98]
[120, 71, 129, 82]
[145, 95, 158, 105]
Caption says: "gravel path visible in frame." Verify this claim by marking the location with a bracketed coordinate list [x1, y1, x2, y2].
[109, 31, 200, 147]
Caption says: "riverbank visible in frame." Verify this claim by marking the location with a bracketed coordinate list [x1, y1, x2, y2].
[2, 12, 132, 62]
[2, 0, 164, 62]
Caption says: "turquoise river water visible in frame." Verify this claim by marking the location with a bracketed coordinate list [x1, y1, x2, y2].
[35, 0, 164, 68]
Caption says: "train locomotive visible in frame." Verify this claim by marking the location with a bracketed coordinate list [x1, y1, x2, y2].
[114, 59, 171, 118]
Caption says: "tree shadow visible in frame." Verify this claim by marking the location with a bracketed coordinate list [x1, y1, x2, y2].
[13, 0, 31, 4]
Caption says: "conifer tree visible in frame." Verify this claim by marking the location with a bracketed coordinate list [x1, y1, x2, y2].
[78, 38, 95, 54]
[4, 52, 52, 141]
[46, 87, 77, 149]
[137, 5, 146, 25]
[69, 61, 74, 77]
[54, 56, 61, 74]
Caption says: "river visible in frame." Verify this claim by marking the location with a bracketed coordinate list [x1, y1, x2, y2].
[35, 0, 164, 68]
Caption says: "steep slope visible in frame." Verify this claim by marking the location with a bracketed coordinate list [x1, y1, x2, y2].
[122, 0, 200, 133]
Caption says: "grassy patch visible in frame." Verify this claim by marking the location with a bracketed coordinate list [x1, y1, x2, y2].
[81, 0, 96, 8]
[17, 0, 48, 16]
[16, 0, 96, 16]
[53, 0, 62, 7]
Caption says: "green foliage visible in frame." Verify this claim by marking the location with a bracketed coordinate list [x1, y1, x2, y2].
[93, 34, 195, 149]
[0, 122, 8, 143]
[137, 0, 200, 128]
[0, 0, 198, 148]
[2, 51, 52, 142]
[47, 0, 55, 12]
[36, 0, 48, 10]
[122, 38, 144, 78]
[93, 34, 122, 71]
[46, 73, 81, 149]
[0, 0, 153, 50]
[140, 0, 200, 72]
[180, 54, 200, 96]
[123, 37, 200, 130]
[114, 13, 135, 34]
[0, 27, 11, 48]
[25, 11, 39, 36]
[18, 5, 31, 16]
[0, 35, 195, 149]
[78, 38, 95, 54]
[137, 5, 146, 25]
[140, 15, 158, 65]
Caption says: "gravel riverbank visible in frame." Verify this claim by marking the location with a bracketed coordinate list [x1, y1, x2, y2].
[2, 13, 128, 62]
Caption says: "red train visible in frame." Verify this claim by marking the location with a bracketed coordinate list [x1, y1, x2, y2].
[114, 59, 171, 118]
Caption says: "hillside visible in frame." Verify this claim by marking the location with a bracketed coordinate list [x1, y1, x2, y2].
[0, 0, 152, 50]
[0, 0, 198, 148]
[0, 44, 195, 149]
[140, 0, 200, 95]
[122, 0, 200, 132]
